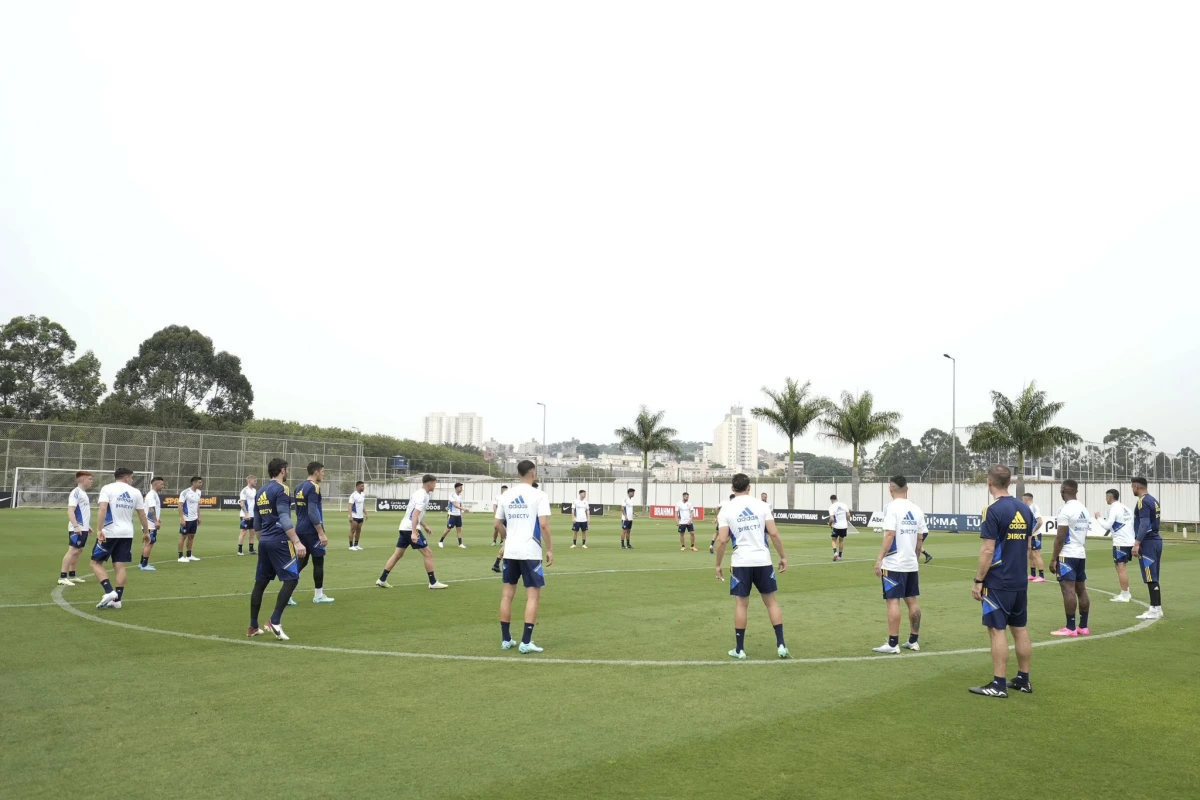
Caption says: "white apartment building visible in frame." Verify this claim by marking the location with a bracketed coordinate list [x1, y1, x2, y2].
[421, 412, 484, 447]
[712, 406, 759, 473]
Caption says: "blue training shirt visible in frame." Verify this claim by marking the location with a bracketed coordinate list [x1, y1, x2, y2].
[255, 481, 294, 542]
[1134, 494, 1161, 541]
[294, 480, 323, 536]
[980, 495, 1034, 591]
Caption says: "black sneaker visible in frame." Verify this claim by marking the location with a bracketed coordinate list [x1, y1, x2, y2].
[968, 684, 1008, 698]
[627, 545, 634, 550]
[924, 552, 933, 564]
[1006, 679, 1033, 694]
[491, 564, 501, 574]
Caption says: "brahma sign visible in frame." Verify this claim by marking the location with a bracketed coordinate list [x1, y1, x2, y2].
[649, 505, 705, 520]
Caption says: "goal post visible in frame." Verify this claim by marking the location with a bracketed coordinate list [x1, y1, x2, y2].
[12, 468, 154, 509]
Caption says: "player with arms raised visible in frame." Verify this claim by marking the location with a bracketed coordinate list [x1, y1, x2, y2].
[377, 474, 447, 590]
[237, 475, 258, 556]
[91, 468, 151, 610]
[248, 458, 305, 640]
[494, 460, 553, 654]
[58, 470, 93, 586]
[137, 476, 165, 571]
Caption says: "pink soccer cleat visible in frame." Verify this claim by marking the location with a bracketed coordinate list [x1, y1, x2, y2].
[1077, 628, 1090, 636]
[1031, 577, 1047, 583]
[1050, 627, 1079, 637]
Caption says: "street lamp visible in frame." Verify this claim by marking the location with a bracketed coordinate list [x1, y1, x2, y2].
[943, 354, 956, 514]
[536, 403, 547, 465]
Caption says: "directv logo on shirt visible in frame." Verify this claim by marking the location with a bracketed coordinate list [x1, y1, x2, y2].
[113, 491, 137, 510]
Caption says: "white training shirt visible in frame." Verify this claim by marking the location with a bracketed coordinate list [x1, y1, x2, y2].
[400, 488, 430, 532]
[448, 491, 464, 516]
[1056, 499, 1091, 559]
[180, 487, 202, 521]
[829, 502, 849, 529]
[881, 498, 928, 572]
[98, 481, 145, 539]
[573, 500, 589, 522]
[239, 486, 257, 518]
[144, 488, 162, 530]
[677, 502, 694, 524]
[1102, 501, 1135, 547]
[718, 495, 774, 568]
[68, 486, 90, 532]
[349, 491, 366, 519]
[495, 484, 552, 561]
[623, 497, 635, 520]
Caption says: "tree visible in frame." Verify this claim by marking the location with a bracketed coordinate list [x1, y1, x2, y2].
[614, 406, 680, 512]
[751, 378, 828, 510]
[802, 455, 852, 478]
[114, 326, 254, 427]
[967, 382, 1081, 497]
[874, 438, 926, 478]
[918, 427, 971, 478]
[577, 442, 602, 459]
[0, 315, 105, 418]
[818, 391, 901, 510]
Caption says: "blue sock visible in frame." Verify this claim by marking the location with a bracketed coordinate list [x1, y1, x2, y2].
[379, 569, 390, 582]
[101, 579, 113, 594]
[501, 622, 511, 642]
[427, 571, 436, 585]
[1017, 671, 1030, 684]
[68, 571, 76, 578]
[773, 623, 785, 647]
[888, 635, 899, 647]
[1080, 612, 1089, 628]
[735, 628, 745, 652]
[1067, 615, 1076, 631]
[993, 676, 1007, 690]
[908, 633, 919, 644]
[522, 623, 534, 645]
[116, 586, 124, 600]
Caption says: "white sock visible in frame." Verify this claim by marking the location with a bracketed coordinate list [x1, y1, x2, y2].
[314, 588, 324, 599]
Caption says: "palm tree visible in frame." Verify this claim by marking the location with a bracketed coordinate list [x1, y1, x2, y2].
[818, 390, 901, 510]
[967, 382, 1080, 497]
[751, 378, 828, 510]
[614, 406, 680, 513]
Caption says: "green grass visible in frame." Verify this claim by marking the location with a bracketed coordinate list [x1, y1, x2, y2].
[3, 508, 1199, 799]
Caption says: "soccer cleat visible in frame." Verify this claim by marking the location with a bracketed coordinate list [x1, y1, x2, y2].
[188, 555, 202, 562]
[437, 541, 444, 548]
[501, 639, 517, 650]
[728, 649, 747, 660]
[1077, 627, 1090, 636]
[178, 557, 189, 563]
[429, 581, 449, 589]
[313, 595, 335, 604]
[690, 547, 698, 552]
[264, 622, 289, 641]
[1031, 576, 1046, 583]
[518, 642, 544, 654]
[901, 641, 921, 652]
[968, 685, 1008, 698]
[376, 579, 392, 588]
[109, 600, 122, 609]
[57, 578, 75, 587]
[923, 552, 933, 564]
[1027, 575, 1036, 581]
[627, 545, 634, 550]
[137, 564, 157, 571]
[1110, 592, 1131, 602]
[236, 551, 245, 556]
[709, 547, 714, 554]
[70, 577, 85, 584]
[287, 598, 297, 606]
[872, 643, 901, 654]
[1050, 627, 1078, 637]
[777, 645, 790, 659]
[96, 590, 119, 609]
[247, 626, 264, 637]
[570, 544, 577, 549]
[1135, 609, 1155, 620]
[1006, 678, 1034, 694]
[681, 546, 686, 551]
[458, 544, 466, 549]
[581, 544, 588, 549]
[491, 564, 501, 573]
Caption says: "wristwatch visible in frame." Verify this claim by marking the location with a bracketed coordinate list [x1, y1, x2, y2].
[973, 578, 984, 584]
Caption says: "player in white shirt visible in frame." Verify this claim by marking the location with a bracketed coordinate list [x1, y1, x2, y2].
[90, 468, 151, 609]
[237, 475, 258, 556]
[1096, 488, 1136, 602]
[620, 488, 636, 550]
[872, 476, 927, 654]
[1021, 492, 1047, 582]
[58, 471, 94, 586]
[176, 476, 204, 563]
[494, 460, 553, 654]
[677, 492, 697, 551]
[1050, 480, 1092, 637]
[571, 490, 590, 549]
[828, 495, 850, 561]
[491, 485, 509, 546]
[714, 473, 791, 660]
[137, 477, 165, 571]
[439, 482, 468, 549]
[376, 474, 447, 589]
[348, 481, 367, 550]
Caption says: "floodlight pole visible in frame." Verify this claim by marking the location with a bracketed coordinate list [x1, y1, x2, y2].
[943, 354, 956, 514]
[537, 403, 547, 467]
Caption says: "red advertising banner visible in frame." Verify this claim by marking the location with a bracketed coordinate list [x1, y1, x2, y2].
[649, 505, 706, 520]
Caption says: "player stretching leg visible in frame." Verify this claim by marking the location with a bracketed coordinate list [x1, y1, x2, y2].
[91, 468, 151, 610]
[1022, 493, 1046, 581]
[828, 494, 849, 561]
[138, 477, 165, 571]
[715, 474, 789, 659]
[237, 475, 258, 555]
[495, 460, 553, 653]
[1131, 477, 1164, 620]
[59, 471, 94, 586]
[348, 481, 367, 550]
[571, 490, 590, 549]
[247, 458, 305, 640]
[295, 461, 334, 604]
[1049, 480, 1091, 636]
[177, 476, 204, 563]
[677, 492, 697, 551]
[872, 476, 926, 653]
[377, 474, 448, 590]
[439, 482, 468, 548]
[1096, 488, 1135, 602]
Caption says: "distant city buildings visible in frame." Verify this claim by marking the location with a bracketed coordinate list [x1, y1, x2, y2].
[421, 412, 484, 447]
[712, 406, 759, 473]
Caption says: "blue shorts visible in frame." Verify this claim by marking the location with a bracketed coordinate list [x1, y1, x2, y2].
[1139, 538, 1162, 583]
[148, 530, 158, 544]
[180, 520, 198, 536]
[240, 518, 254, 530]
[981, 587, 1027, 629]
[502, 558, 545, 588]
[351, 517, 364, 524]
[1113, 546, 1133, 564]
[678, 524, 695, 533]
[397, 529, 428, 549]
[730, 565, 778, 597]
[881, 570, 919, 600]
[1031, 534, 1043, 551]
[91, 538, 133, 564]
[256, 538, 300, 583]
[69, 530, 90, 549]
[446, 515, 463, 530]
[572, 522, 588, 533]
[298, 532, 326, 558]
[1056, 557, 1087, 583]
[831, 528, 848, 538]
[621, 521, 633, 531]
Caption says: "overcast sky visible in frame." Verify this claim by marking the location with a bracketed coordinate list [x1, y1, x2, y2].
[2, 2, 1199, 456]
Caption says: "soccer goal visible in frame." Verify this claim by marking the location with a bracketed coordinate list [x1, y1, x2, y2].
[12, 468, 154, 509]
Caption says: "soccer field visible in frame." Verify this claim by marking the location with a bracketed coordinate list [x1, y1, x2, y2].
[3, 509, 1199, 799]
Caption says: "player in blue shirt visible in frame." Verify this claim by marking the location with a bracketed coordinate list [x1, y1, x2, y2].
[248, 458, 306, 640]
[1131, 477, 1164, 620]
[970, 466, 1035, 698]
[295, 461, 334, 605]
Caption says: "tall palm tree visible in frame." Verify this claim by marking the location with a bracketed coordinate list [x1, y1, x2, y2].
[967, 382, 1080, 498]
[751, 378, 828, 510]
[818, 390, 901, 511]
[614, 406, 679, 512]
